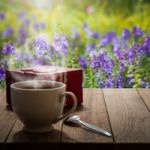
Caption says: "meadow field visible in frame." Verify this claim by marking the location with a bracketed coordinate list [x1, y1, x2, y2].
[0, 0, 150, 88]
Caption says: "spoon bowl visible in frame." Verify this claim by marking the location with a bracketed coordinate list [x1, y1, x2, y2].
[64, 115, 81, 127]
[65, 115, 80, 122]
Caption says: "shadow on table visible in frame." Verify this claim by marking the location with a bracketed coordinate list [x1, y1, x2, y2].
[12, 129, 60, 143]
[11, 129, 76, 143]
[76, 104, 89, 112]
[7, 104, 87, 143]
[64, 104, 88, 113]
[60, 131, 79, 143]
[6, 104, 13, 111]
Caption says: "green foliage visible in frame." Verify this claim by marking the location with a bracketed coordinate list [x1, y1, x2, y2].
[0, 0, 150, 88]
[0, 81, 5, 88]
[137, 56, 150, 81]
[84, 67, 98, 88]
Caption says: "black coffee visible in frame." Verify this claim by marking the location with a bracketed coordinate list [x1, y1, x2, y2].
[21, 86, 53, 89]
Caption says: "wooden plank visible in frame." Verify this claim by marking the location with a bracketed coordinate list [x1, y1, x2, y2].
[0, 89, 17, 143]
[6, 119, 62, 143]
[0, 89, 12, 111]
[61, 88, 113, 143]
[137, 89, 150, 111]
[0, 89, 6, 108]
[103, 89, 150, 143]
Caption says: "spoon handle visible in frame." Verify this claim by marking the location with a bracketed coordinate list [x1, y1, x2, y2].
[78, 120, 112, 137]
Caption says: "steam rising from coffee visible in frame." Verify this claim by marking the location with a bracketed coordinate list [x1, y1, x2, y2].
[7, 32, 69, 88]
[10, 33, 69, 67]
[10, 66, 66, 89]
[19, 80, 56, 89]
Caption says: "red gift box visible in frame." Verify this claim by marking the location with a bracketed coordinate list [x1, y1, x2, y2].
[6, 66, 83, 106]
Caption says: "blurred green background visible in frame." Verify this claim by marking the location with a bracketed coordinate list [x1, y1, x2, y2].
[0, 0, 150, 88]
[0, 0, 150, 35]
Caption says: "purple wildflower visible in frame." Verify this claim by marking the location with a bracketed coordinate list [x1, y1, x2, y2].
[103, 59, 114, 73]
[91, 53, 114, 73]
[122, 28, 131, 39]
[114, 49, 124, 62]
[113, 37, 128, 51]
[71, 28, 80, 39]
[106, 32, 116, 40]
[139, 36, 150, 56]
[144, 36, 150, 55]
[113, 38, 121, 51]
[50, 45, 55, 51]
[105, 75, 114, 88]
[78, 56, 89, 69]
[140, 78, 150, 88]
[32, 58, 50, 66]
[72, 42, 76, 50]
[84, 29, 93, 38]
[0, 60, 8, 68]
[125, 46, 136, 64]
[98, 53, 106, 66]
[119, 63, 126, 71]
[100, 32, 116, 46]
[0, 67, 5, 81]
[2, 43, 15, 55]
[86, 43, 97, 57]
[117, 75, 124, 88]
[83, 23, 89, 30]
[83, 23, 100, 39]
[23, 19, 30, 25]
[91, 57, 100, 68]
[100, 38, 109, 47]
[145, 36, 150, 44]
[133, 26, 143, 37]
[126, 75, 134, 87]
[89, 51, 97, 57]
[140, 78, 146, 88]
[14, 51, 32, 65]
[97, 78, 105, 88]
[33, 22, 45, 30]
[17, 25, 28, 45]
[2, 27, 14, 37]
[32, 59, 45, 66]
[18, 11, 26, 19]
[138, 44, 145, 55]
[52, 33, 69, 56]
[0, 12, 5, 20]
[34, 35, 49, 56]
[92, 32, 100, 39]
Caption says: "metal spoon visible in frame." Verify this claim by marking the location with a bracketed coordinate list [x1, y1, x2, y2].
[64, 115, 112, 137]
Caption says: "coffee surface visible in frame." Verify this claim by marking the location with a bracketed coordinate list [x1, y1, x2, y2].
[20, 86, 53, 89]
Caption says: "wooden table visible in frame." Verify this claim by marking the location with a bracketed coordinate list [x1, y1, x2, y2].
[0, 89, 150, 146]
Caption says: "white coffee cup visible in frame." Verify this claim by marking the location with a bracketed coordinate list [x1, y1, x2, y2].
[11, 80, 77, 133]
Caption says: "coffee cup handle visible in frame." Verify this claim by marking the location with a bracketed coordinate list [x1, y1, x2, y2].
[56, 92, 77, 122]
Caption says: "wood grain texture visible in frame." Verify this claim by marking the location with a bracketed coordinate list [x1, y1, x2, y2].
[1, 88, 150, 144]
[137, 89, 150, 111]
[6, 119, 62, 143]
[0, 90, 17, 143]
[0, 89, 7, 108]
[103, 89, 150, 143]
[61, 88, 113, 143]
